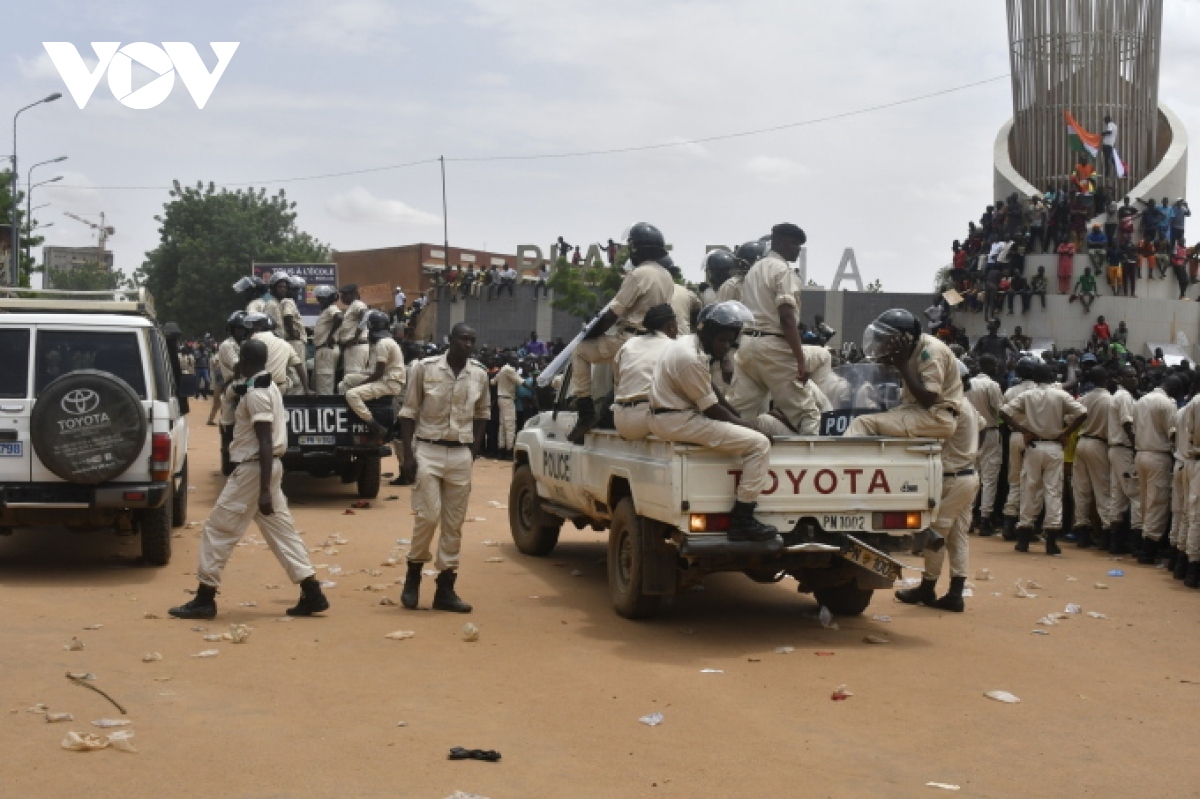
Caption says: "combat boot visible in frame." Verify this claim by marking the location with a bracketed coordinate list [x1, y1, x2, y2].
[169, 584, 217, 620]
[1095, 527, 1112, 551]
[896, 577, 938, 606]
[1173, 553, 1190, 581]
[1167, 546, 1180, 573]
[567, 397, 596, 445]
[1014, 527, 1033, 552]
[930, 575, 966, 612]
[1137, 535, 1160, 565]
[287, 576, 330, 616]
[432, 570, 473, 613]
[978, 515, 996, 537]
[1045, 529, 1062, 556]
[1110, 521, 1131, 555]
[1185, 562, 1200, 589]
[727, 501, 779, 542]
[400, 561, 423, 609]
[1074, 526, 1093, 549]
[1002, 515, 1018, 541]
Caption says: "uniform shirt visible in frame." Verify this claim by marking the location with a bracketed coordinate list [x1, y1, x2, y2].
[313, 305, 340, 348]
[228, 371, 288, 462]
[670, 284, 702, 335]
[280, 297, 304, 341]
[246, 297, 266, 315]
[966, 372, 1003, 428]
[252, 331, 301, 387]
[1004, 379, 1036, 403]
[1182, 394, 1200, 460]
[399, 354, 491, 444]
[649, 334, 718, 413]
[1133, 387, 1176, 453]
[1108, 387, 1136, 447]
[943, 399, 983, 473]
[714, 275, 743, 304]
[217, 337, 240, 382]
[613, 331, 673, 404]
[740, 250, 801, 335]
[264, 298, 285, 338]
[1002, 384, 1086, 440]
[370, 336, 406, 385]
[609, 262, 674, 330]
[1077, 386, 1112, 439]
[1174, 406, 1189, 465]
[336, 299, 369, 345]
[491, 364, 522, 399]
[901, 334, 963, 411]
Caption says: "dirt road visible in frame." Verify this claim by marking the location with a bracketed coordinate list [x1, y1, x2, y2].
[2, 413, 1197, 798]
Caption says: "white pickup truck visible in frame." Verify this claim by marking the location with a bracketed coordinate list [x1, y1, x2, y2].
[508, 373, 942, 618]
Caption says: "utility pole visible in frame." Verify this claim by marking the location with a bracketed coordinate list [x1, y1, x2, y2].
[440, 155, 449, 270]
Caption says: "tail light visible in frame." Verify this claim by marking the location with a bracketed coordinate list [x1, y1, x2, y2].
[689, 513, 731, 533]
[872, 511, 922, 530]
[151, 433, 172, 481]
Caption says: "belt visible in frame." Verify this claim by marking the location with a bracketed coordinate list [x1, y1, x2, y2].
[743, 330, 783, 338]
[621, 326, 644, 336]
[417, 437, 470, 448]
[229, 455, 281, 467]
[650, 407, 686, 415]
[1111, 443, 1132, 449]
[616, 399, 648, 408]
[498, 394, 514, 400]
[1082, 434, 1105, 441]
[948, 469, 976, 477]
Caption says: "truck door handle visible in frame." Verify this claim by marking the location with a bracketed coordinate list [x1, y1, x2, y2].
[0, 404, 22, 413]
[547, 433, 557, 440]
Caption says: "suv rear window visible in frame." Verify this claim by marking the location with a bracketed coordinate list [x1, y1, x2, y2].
[0, 329, 30, 398]
[36, 330, 147, 399]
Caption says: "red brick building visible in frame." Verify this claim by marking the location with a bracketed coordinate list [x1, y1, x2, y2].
[332, 243, 520, 310]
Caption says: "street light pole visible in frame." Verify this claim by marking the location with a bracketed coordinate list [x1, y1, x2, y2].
[25, 172, 63, 277]
[10, 93, 62, 285]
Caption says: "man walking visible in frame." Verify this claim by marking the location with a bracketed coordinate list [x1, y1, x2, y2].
[491, 355, 521, 461]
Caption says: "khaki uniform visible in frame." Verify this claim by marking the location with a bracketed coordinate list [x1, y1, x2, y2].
[1108, 386, 1141, 528]
[670, 284, 702, 335]
[1170, 406, 1190, 550]
[342, 337, 406, 422]
[252, 331, 301, 391]
[1002, 385, 1087, 530]
[246, 297, 266, 315]
[715, 275, 743, 304]
[399, 355, 490, 571]
[966, 372, 1004, 517]
[648, 335, 770, 504]
[312, 304, 341, 395]
[280, 297, 306, 394]
[572, 262, 673, 398]
[264, 298, 286, 339]
[1133, 388, 1176, 542]
[728, 250, 820, 434]
[491, 364, 522, 450]
[846, 334, 963, 439]
[924, 400, 983, 580]
[611, 331, 673, 441]
[1073, 387, 1117, 529]
[336, 299, 371, 379]
[199, 373, 314, 588]
[1181, 395, 1200, 559]
[1001, 379, 1037, 518]
[216, 337, 240, 383]
[807, 346, 851, 410]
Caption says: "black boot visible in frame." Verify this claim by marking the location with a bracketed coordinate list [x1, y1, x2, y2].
[1110, 521, 1131, 555]
[931, 575, 966, 612]
[727, 501, 779, 542]
[567, 397, 596, 445]
[287, 576, 330, 616]
[432, 570, 472, 613]
[896, 577, 938, 606]
[1173, 553, 1190, 580]
[1137, 534, 1159, 565]
[400, 561, 423, 609]
[1045, 529, 1061, 556]
[978, 515, 996, 537]
[1014, 527, 1032, 552]
[1167, 547, 1180, 573]
[169, 584, 217, 619]
[1002, 515, 1018, 541]
[1096, 527, 1112, 551]
[1074, 526, 1093, 549]
[1185, 562, 1200, 589]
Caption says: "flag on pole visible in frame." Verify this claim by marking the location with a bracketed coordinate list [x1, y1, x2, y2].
[1065, 110, 1126, 178]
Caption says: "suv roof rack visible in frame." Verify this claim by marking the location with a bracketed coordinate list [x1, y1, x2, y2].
[0, 287, 157, 320]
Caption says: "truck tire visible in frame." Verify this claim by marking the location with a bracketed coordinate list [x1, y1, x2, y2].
[138, 482, 173, 566]
[813, 582, 874, 617]
[357, 457, 381, 499]
[30, 370, 147, 484]
[509, 464, 562, 556]
[171, 458, 188, 528]
[607, 498, 661, 619]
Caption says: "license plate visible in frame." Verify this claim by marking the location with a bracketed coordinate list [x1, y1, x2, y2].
[839, 537, 903, 582]
[298, 435, 336, 446]
[822, 514, 866, 532]
[0, 442, 23, 457]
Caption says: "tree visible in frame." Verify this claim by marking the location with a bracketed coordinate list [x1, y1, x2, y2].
[0, 169, 45, 287]
[137, 181, 330, 336]
[49, 260, 123, 291]
[546, 249, 628, 320]
[865, 278, 883, 292]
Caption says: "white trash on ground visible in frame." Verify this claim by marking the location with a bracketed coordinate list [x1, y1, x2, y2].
[1064, 603, 1082, 614]
[45, 712, 74, 723]
[142, 653, 162, 663]
[1014, 580, 1038, 598]
[63, 637, 84, 651]
[191, 649, 219, 658]
[818, 606, 838, 630]
[639, 712, 664, 727]
[91, 719, 131, 728]
[773, 646, 795, 654]
[926, 783, 961, 791]
[61, 729, 137, 753]
[462, 623, 480, 642]
[984, 690, 1021, 703]
[1087, 611, 1110, 619]
[385, 630, 416, 640]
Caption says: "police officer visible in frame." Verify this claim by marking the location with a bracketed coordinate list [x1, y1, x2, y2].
[397, 323, 490, 613]
[491, 355, 522, 460]
[612, 303, 677, 441]
[233, 275, 269, 314]
[168, 338, 329, 620]
[283, 275, 309, 378]
[339, 310, 405, 441]
[246, 313, 312, 394]
[668, 264, 701, 335]
[1179, 376, 1200, 587]
[335, 284, 371, 381]
[1001, 364, 1087, 555]
[966, 354, 1004, 535]
[568, 223, 674, 443]
[312, 285, 341, 395]
[702, 249, 738, 307]
[1108, 366, 1141, 554]
[1000, 356, 1039, 539]
[264, 271, 290, 337]
[845, 308, 962, 439]
[1133, 374, 1185, 564]
[716, 240, 765, 303]
[648, 301, 777, 542]
[1072, 366, 1118, 548]
[728, 223, 820, 435]
[207, 311, 247, 427]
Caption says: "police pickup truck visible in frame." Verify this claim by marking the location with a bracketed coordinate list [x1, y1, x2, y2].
[509, 371, 942, 618]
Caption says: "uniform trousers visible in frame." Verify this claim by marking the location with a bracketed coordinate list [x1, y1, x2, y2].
[407, 441, 473, 572]
[613, 403, 652, 441]
[341, 342, 370, 378]
[1109, 445, 1142, 527]
[728, 336, 820, 433]
[1072, 437, 1116, 529]
[977, 427, 1003, 517]
[1019, 440, 1065, 529]
[197, 459, 314, 588]
[1002, 434, 1026, 518]
[341, 376, 403, 422]
[1136, 450, 1173, 541]
[285, 340, 306, 395]
[1186, 461, 1200, 559]
[923, 473, 979, 580]
[572, 330, 631, 398]
[497, 395, 517, 449]
[844, 403, 956, 439]
[1170, 461, 1187, 549]
[314, 345, 340, 395]
[648, 410, 770, 504]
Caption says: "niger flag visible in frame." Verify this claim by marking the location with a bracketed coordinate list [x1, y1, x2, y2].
[1065, 110, 1126, 178]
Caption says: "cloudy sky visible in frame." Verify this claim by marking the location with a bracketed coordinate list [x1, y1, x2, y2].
[6, 1, 1200, 291]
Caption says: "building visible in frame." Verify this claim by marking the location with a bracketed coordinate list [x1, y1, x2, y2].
[42, 246, 115, 288]
[332, 243, 525, 310]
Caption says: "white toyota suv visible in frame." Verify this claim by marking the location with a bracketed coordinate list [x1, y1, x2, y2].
[0, 288, 189, 564]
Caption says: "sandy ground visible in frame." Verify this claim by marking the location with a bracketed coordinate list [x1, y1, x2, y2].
[2, 409, 1199, 799]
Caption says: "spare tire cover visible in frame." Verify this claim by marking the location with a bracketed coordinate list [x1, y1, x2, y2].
[31, 369, 148, 484]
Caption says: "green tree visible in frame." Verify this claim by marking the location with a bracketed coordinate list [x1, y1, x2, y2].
[546, 249, 628, 320]
[137, 181, 330, 336]
[48, 260, 123, 291]
[0, 169, 45, 287]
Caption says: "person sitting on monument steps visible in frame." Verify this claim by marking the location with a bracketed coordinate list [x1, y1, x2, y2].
[845, 309, 962, 440]
[612, 303, 678, 442]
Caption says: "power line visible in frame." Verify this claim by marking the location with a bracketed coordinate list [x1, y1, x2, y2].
[49, 74, 1009, 191]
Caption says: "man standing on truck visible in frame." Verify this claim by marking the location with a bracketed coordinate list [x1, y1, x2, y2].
[567, 223, 674, 444]
[648, 301, 778, 542]
[234, 275, 269, 314]
[264, 272, 290, 338]
[397, 322, 490, 613]
[282, 275, 309, 393]
[312, 285, 341, 395]
[335, 284, 371, 382]
[491, 355, 522, 460]
[845, 308, 962, 439]
[612, 303, 678, 441]
[245, 313, 313, 396]
[727, 223, 820, 435]
[169, 338, 330, 620]
[339, 310, 405, 442]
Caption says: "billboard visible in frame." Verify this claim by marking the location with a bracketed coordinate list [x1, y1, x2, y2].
[252, 263, 337, 325]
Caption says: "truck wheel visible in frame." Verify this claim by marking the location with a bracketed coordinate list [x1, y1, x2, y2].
[607, 498, 661, 619]
[171, 458, 188, 528]
[357, 457, 382, 499]
[138, 482, 173, 566]
[509, 464, 562, 556]
[813, 582, 874, 617]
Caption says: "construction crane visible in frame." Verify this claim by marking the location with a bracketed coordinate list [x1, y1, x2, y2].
[62, 211, 115, 271]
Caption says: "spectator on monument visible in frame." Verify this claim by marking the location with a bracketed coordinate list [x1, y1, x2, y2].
[997, 269, 1012, 315]
[1101, 115, 1118, 176]
[481, 265, 497, 301]
[982, 266, 1001, 323]
[972, 318, 1017, 364]
[1070, 193, 1091, 247]
[1154, 238, 1172, 280]
[498, 264, 517, 298]
[1028, 196, 1048, 254]
[535, 263, 550, 298]
[1092, 316, 1111, 349]
[459, 267, 477, 300]
[1117, 196, 1139, 245]
[952, 240, 969, 272]
[1122, 243, 1139, 297]
[1158, 196, 1173, 243]
[606, 238, 618, 265]
[1056, 238, 1076, 294]
[1011, 326, 1032, 352]
[1069, 155, 1096, 197]
[1086, 225, 1108, 273]
[571, 246, 583, 266]
[1136, 236, 1157, 280]
[444, 265, 460, 302]
[1188, 243, 1200, 284]
[1105, 243, 1123, 295]
[1138, 198, 1163, 242]
[1030, 265, 1048, 309]
[1073, 267, 1098, 313]
[1170, 199, 1190, 245]
[1006, 271, 1028, 315]
[394, 286, 406, 310]
[1171, 238, 1190, 299]
[524, 332, 547, 357]
[557, 236, 572, 259]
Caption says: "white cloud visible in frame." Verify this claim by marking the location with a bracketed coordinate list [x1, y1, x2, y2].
[267, 0, 402, 52]
[325, 187, 440, 228]
[16, 50, 62, 80]
[744, 156, 810, 183]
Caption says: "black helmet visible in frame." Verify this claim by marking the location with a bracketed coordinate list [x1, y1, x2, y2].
[625, 222, 667, 264]
[360, 309, 393, 341]
[733, 240, 766, 271]
[703, 249, 737, 283]
[242, 312, 273, 333]
[696, 300, 753, 341]
[233, 275, 266, 295]
[862, 309, 922, 360]
[227, 310, 247, 333]
[1015, 356, 1039, 380]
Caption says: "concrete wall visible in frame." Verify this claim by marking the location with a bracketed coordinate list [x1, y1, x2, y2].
[431, 286, 583, 348]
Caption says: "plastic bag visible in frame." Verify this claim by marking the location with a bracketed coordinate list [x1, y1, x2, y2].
[61, 732, 108, 751]
[638, 712, 664, 727]
[191, 649, 219, 658]
[385, 630, 416, 640]
[1064, 603, 1082, 614]
[1014, 580, 1038, 598]
[818, 606, 838, 630]
[228, 624, 251, 644]
[831, 684, 853, 701]
[91, 719, 131, 728]
[45, 712, 74, 723]
[984, 690, 1020, 703]
[1087, 611, 1109, 619]
[461, 624, 480, 643]
[142, 652, 162, 663]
